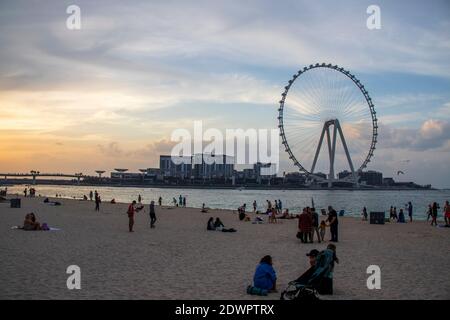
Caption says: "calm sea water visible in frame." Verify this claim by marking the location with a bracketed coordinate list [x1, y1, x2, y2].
[6, 185, 450, 220]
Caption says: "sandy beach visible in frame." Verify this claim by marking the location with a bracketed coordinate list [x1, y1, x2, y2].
[0, 196, 449, 300]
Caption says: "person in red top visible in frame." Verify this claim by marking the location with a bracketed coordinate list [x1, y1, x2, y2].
[128, 200, 137, 232]
[298, 207, 313, 243]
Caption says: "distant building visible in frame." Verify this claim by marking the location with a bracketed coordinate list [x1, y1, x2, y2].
[159, 155, 192, 179]
[160, 154, 234, 180]
[338, 170, 352, 180]
[284, 172, 307, 184]
[110, 172, 142, 182]
[383, 177, 395, 186]
[253, 162, 277, 184]
[358, 170, 383, 186]
[191, 154, 234, 179]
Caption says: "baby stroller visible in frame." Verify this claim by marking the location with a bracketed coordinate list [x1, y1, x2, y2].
[280, 249, 335, 300]
[280, 282, 319, 300]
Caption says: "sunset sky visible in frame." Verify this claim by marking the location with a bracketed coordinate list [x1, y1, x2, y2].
[0, 0, 449, 187]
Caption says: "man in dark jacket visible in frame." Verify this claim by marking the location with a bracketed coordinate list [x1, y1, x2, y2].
[327, 206, 338, 242]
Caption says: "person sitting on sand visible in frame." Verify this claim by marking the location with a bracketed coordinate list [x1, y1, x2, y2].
[238, 204, 247, 221]
[253, 255, 277, 293]
[201, 203, 209, 213]
[397, 208, 406, 223]
[110, 198, 116, 204]
[207, 217, 215, 230]
[277, 208, 295, 219]
[23, 213, 41, 231]
[214, 217, 225, 231]
[213, 218, 236, 232]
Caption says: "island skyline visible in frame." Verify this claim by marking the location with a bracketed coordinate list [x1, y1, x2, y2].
[1, 0, 449, 188]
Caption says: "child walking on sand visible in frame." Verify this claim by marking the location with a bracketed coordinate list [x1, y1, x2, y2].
[319, 220, 326, 242]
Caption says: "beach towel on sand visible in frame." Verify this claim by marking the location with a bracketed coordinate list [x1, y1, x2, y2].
[11, 226, 61, 231]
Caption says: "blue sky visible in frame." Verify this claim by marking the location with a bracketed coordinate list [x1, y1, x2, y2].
[0, 0, 449, 187]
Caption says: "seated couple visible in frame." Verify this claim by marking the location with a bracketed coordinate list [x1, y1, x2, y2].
[43, 198, 61, 206]
[277, 209, 296, 219]
[23, 213, 42, 231]
[207, 217, 236, 232]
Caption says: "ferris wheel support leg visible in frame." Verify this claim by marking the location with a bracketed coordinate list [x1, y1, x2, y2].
[336, 120, 357, 186]
[310, 123, 327, 174]
[328, 123, 338, 187]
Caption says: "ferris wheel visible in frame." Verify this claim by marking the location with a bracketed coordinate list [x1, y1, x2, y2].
[278, 63, 378, 186]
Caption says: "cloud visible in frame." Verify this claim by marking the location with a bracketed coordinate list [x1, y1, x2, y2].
[97, 142, 123, 157]
[379, 119, 450, 151]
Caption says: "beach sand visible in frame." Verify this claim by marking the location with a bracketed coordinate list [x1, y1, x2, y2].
[0, 196, 449, 300]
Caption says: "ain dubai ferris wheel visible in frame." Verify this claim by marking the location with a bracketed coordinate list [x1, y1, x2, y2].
[278, 63, 378, 186]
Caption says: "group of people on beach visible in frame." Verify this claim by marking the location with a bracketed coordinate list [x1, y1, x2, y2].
[388, 201, 413, 223]
[206, 217, 236, 232]
[237, 201, 295, 223]
[83, 190, 102, 211]
[427, 201, 450, 226]
[127, 199, 156, 232]
[250, 243, 339, 297]
[172, 195, 187, 207]
[297, 206, 338, 243]
[23, 187, 36, 198]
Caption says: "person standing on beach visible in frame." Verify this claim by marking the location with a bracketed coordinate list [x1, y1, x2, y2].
[138, 194, 142, 204]
[311, 208, 321, 243]
[298, 208, 312, 243]
[426, 204, 432, 221]
[431, 202, 439, 226]
[327, 206, 338, 242]
[89, 190, 93, 201]
[23, 188, 27, 197]
[149, 200, 157, 228]
[278, 199, 282, 214]
[444, 201, 450, 227]
[253, 200, 257, 213]
[362, 207, 368, 221]
[183, 197, 186, 208]
[127, 200, 137, 232]
[408, 202, 413, 222]
[179, 195, 183, 206]
[158, 196, 162, 206]
[95, 194, 101, 211]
